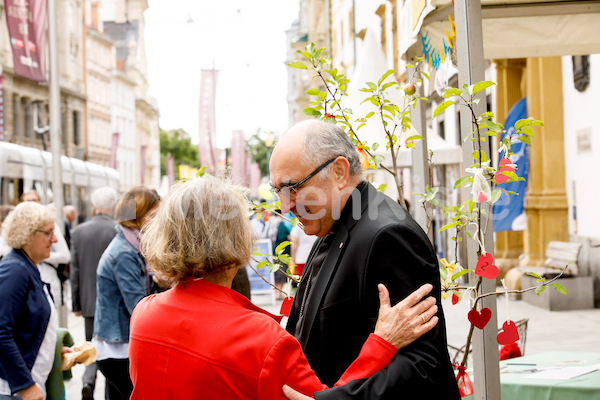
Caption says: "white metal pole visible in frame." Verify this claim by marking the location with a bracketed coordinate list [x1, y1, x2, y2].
[454, 0, 500, 398]
[48, 0, 67, 328]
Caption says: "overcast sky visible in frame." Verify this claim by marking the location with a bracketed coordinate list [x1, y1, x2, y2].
[144, 0, 299, 148]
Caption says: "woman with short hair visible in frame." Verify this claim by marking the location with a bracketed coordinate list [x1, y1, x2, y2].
[0, 202, 63, 399]
[92, 186, 160, 400]
[129, 175, 438, 399]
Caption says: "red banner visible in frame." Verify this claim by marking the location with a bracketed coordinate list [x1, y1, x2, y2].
[110, 132, 120, 169]
[5, 0, 47, 82]
[0, 75, 4, 140]
[166, 155, 174, 187]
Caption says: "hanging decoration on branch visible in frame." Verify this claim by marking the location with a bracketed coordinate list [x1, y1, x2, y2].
[475, 252, 499, 280]
[454, 363, 473, 397]
[467, 308, 492, 330]
[467, 167, 492, 203]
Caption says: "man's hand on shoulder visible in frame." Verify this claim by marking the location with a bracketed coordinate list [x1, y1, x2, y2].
[374, 283, 438, 349]
[283, 384, 313, 400]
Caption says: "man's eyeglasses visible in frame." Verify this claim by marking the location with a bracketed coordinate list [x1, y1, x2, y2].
[270, 158, 336, 200]
[36, 229, 55, 239]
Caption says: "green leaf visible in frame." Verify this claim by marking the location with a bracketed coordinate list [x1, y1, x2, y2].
[377, 184, 388, 193]
[433, 101, 455, 119]
[442, 88, 462, 98]
[472, 81, 496, 95]
[551, 283, 568, 295]
[306, 88, 320, 95]
[518, 136, 532, 146]
[452, 269, 472, 281]
[515, 118, 544, 130]
[256, 260, 268, 269]
[381, 82, 397, 90]
[290, 217, 299, 226]
[485, 120, 503, 133]
[471, 150, 488, 162]
[372, 142, 379, 150]
[275, 241, 291, 255]
[196, 166, 208, 177]
[440, 221, 461, 232]
[378, 69, 395, 86]
[288, 60, 307, 69]
[304, 107, 322, 117]
[490, 188, 502, 204]
[535, 285, 546, 295]
[454, 176, 471, 189]
[317, 91, 327, 101]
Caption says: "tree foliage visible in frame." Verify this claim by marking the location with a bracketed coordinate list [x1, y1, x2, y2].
[246, 129, 274, 177]
[159, 128, 199, 180]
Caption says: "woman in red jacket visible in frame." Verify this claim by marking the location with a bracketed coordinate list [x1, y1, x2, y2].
[130, 175, 438, 400]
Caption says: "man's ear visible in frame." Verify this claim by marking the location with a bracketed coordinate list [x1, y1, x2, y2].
[332, 157, 350, 189]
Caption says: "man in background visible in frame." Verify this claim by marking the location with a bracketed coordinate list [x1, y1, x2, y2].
[70, 187, 118, 400]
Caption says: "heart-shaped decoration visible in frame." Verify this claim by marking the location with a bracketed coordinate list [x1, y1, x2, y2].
[495, 158, 516, 184]
[475, 253, 499, 280]
[477, 191, 489, 202]
[497, 320, 520, 345]
[279, 296, 294, 317]
[468, 308, 492, 330]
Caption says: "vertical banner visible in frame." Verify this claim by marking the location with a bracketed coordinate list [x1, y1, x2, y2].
[0, 75, 4, 140]
[493, 97, 529, 231]
[140, 145, 147, 185]
[5, 0, 48, 82]
[166, 155, 174, 187]
[110, 132, 120, 169]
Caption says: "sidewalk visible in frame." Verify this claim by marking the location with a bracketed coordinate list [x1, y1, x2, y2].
[63, 291, 600, 399]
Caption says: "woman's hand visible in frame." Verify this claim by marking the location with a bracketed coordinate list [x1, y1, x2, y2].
[19, 383, 43, 400]
[374, 283, 438, 349]
[282, 384, 313, 400]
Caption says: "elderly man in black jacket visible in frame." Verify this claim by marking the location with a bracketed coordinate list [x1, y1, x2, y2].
[70, 187, 118, 400]
[270, 119, 460, 400]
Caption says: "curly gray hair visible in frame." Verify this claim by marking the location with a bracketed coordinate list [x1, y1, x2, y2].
[2, 202, 55, 249]
[140, 175, 253, 283]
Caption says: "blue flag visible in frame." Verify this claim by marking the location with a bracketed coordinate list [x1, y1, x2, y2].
[493, 97, 529, 232]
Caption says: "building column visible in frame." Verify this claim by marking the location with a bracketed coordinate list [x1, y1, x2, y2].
[494, 59, 526, 276]
[520, 57, 568, 267]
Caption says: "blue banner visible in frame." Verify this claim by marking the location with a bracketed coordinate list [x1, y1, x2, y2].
[493, 97, 529, 232]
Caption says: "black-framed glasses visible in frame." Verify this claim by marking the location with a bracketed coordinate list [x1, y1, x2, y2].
[270, 158, 336, 200]
[36, 229, 55, 239]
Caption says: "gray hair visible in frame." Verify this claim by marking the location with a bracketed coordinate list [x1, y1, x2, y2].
[91, 187, 118, 211]
[140, 175, 253, 283]
[294, 119, 365, 180]
[2, 202, 55, 249]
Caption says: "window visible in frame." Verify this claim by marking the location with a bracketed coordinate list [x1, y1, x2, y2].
[73, 111, 80, 146]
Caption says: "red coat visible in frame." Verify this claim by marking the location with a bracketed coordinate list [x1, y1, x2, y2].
[129, 279, 396, 399]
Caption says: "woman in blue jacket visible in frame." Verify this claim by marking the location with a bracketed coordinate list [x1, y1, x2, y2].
[92, 186, 160, 400]
[0, 202, 63, 400]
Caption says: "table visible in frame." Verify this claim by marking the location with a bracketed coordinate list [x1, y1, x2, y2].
[463, 351, 600, 400]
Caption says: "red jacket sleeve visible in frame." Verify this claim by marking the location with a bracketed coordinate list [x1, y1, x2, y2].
[258, 333, 396, 399]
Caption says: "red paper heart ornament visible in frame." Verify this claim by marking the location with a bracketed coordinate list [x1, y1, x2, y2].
[475, 253, 499, 280]
[495, 158, 516, 184]
[468, 308, 492, 330]
[497, 320, 520, 345]
[279, 296, 294, 317]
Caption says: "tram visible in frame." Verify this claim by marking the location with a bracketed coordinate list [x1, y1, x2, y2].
[0, 141, 119, 224]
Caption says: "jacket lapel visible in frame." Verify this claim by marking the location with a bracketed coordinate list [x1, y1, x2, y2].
[296, 182, 376, 348]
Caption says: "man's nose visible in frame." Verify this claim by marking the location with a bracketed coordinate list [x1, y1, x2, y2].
[280, 196, 295, 214]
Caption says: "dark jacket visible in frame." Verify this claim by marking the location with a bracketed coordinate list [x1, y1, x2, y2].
[0, 249, 52, 394]
[286, 181, 461, 399]
[70, 214, 117, 317]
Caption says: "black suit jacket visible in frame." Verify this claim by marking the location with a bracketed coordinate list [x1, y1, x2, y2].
[70, 214, 117, 317]
[286, 182, 460, 399]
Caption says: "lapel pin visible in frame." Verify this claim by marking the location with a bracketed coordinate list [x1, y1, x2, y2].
[339, 242, 344, 249]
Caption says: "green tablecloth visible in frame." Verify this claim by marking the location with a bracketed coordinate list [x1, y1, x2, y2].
[464, 351, 600, 400]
